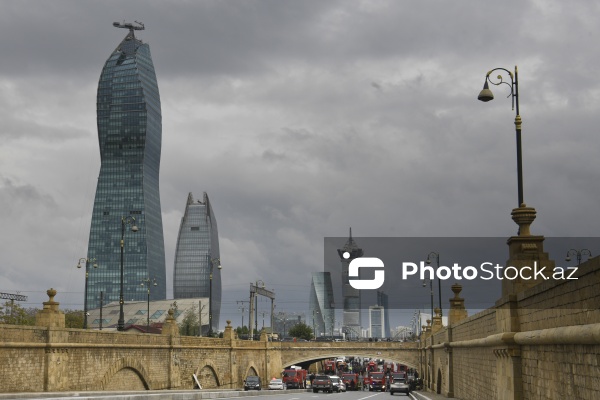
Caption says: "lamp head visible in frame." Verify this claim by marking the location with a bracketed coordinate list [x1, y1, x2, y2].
[77, 262, 82, 269]
[131, 225, 139, 232]
[218, 264, 222, 270]
[478, 80, 494, 102]
[425, 258, 431, 265]
[565, 256, 571, 262]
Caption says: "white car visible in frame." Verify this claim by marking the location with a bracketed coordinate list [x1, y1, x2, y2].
[269, 379, 286, 390]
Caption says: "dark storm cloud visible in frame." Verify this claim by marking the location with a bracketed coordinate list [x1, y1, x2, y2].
[1, 0, 599, 328]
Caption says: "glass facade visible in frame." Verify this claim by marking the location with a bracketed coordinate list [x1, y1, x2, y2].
[337, 228, 363, 339]
[369, 306, 384, 338]
[173, 192, 221, 333]
[86, 28, 166, 310]
[309, 272, 335, 337]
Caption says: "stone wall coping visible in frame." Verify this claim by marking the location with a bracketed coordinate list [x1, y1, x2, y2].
[449, 306, 496, 329]
[435, 322, 600, 349]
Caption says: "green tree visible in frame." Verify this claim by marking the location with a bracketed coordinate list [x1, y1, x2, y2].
[178, 305, 199, 336]
[64, 309, 85, 328]
[235, 325, 249, 336]
[287, 322, 313, 341]
[0, 301, 36, 325]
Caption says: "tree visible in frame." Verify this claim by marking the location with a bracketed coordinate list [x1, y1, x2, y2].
[64, 309, 85, 328]
[235, 325, 249, 337]
[0, 301, 36, 326]
[178, 305, 199, 336]
[287, 322, 313, 341]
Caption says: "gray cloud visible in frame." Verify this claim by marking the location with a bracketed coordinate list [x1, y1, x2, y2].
[1, 0, 599, 328]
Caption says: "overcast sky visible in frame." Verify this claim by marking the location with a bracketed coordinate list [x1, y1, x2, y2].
[1, 1, 598, 331]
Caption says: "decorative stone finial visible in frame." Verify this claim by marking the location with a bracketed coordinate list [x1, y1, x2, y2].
[226, 320, 231, 327]
[47, 288, 57, 303]
[511, 203, 536, 236]
[451, 283, 462, 298]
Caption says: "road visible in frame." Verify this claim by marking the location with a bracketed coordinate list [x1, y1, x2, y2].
[250, 389, 454, 400]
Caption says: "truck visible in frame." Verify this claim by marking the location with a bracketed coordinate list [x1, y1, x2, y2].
[323, 360, 336, 374]
[282, 366, 307, 389]
[341, 373, 359, 390]
[368, 371, 387, 392]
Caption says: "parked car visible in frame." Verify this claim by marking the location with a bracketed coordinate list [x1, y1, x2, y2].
[244, 375, 262, 390]
[389, 376, 411, 396]
[312, 375, 334, 393]
[330, 376, 344, 392]
[269, 378, 286, 390]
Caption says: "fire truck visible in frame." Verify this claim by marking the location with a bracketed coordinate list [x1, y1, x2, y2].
[368, 371, 387, 392]
[282, 366, 307, 389]
[341, 373, 359, 390]
[323, 360, 336, 374]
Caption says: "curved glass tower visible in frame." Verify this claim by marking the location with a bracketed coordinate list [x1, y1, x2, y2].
[86, 23, 166, 311]
[173, 192, 221, 333]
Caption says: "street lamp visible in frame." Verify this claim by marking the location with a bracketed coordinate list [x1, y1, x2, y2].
[425, 252, 442, 318]
[140, 277, 158, 331]
[208, 257, 221, 337]
[478, 65, 524, 207]
[77, 257, 97, 329]
[565, 249, 592, 265]
[118, 216, 138, 331]
[422, 277, 434, 327]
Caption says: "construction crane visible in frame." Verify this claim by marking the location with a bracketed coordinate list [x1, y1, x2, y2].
[112, 20, 145, 33]
[0, 292, 28, 320]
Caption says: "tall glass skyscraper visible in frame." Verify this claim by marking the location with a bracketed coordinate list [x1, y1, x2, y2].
[173, 192, 221, 333]
[86, 22, 166, 311]
[337, 228, 363, 339]
[309, 272, 335, 337]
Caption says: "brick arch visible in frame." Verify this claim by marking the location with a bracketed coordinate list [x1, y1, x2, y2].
[244, 364, 260, 378]
[281, 349, 419, 371]
[98, 357, 150, 390]
[195, 358, 221, 388]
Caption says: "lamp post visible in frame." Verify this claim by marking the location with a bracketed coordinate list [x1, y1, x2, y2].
[208, 257, 221, 337]
[422, 278, 434, 326]
[565, 249, 592, 265]
[425, 252, 442, 318]
[140, 277, 157, 331]
[118, 216, 138, 331]
[478, 65, 524, 207]
[77, 257, 97, 329]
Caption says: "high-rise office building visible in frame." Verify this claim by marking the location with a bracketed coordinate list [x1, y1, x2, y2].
[337, 228, 363, 339]
[309, 272, 335, 337]
[369, 305, 385, 339]
[173, 192, 221, 333]
[377, 290, 391, 338]
[86, 22, 166, 310]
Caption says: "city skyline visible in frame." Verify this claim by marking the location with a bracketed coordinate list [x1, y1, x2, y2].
[1, 1, 599, 331]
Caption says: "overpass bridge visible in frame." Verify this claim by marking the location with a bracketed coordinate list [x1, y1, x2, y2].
[0, 294, 417, 393]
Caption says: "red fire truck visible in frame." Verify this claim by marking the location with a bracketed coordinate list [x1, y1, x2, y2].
[342, 373, 359, 390]
[282, 366, 307, 389]
[323, 360, 336, 374]
[368, 371, 387, 392]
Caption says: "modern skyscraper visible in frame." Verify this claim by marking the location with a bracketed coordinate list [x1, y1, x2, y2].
[86, 22, 166, 310]
[337, 228, 363, 339]
[377, 290, 391, 338]
[369, 305, 385, 339]
[309, 272, 335, 337]
[173, 192, 221, 333]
